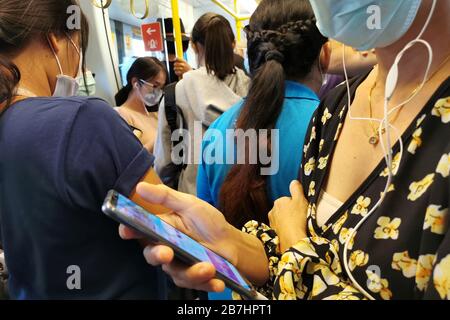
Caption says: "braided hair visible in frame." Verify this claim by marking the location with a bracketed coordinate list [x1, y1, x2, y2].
[219, 0, 327, 228]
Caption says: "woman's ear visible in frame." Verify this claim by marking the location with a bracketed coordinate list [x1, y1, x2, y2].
[47, 33, 61, 54]
[320, 42, 332, 73]
[131, 77, 139, 89]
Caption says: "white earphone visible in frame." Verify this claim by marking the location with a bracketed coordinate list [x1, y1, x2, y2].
[341, 0, 436, 300]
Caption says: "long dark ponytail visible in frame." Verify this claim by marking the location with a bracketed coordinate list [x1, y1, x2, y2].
[219, 0, 327, 228]
[0, 0, 89, 113]
[115, 57, 167, 106]
[192, 13, 235, 81]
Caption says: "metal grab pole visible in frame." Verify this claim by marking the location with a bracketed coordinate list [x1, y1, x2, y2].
[170, 0, 184, 59]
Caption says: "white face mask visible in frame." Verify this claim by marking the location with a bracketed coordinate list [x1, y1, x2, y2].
[135, 80, 163, 107]
[48, 34, 81, 97]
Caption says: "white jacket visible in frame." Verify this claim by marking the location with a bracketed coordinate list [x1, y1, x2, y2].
[154, 67, 250, 195]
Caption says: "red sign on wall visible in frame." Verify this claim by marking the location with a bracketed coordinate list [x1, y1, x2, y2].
[141, 22, 163, 52]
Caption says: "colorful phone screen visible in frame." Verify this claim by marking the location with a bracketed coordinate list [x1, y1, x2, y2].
[115, 194, 251, 291]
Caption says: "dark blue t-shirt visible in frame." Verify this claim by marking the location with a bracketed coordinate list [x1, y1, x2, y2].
[0, 96, 165, 299]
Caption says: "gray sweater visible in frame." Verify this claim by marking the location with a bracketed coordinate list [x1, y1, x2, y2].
[154, 67, 250, 195]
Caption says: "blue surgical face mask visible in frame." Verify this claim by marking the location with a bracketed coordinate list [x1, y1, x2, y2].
[309, 0, 422, 51]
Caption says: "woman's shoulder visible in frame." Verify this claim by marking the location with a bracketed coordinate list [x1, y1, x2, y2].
[8, 96, 116, 123]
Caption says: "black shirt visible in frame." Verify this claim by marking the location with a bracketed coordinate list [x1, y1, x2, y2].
[244, 75, 450, 300]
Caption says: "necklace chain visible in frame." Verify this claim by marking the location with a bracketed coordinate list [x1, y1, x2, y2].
[366, 53, 450, 145]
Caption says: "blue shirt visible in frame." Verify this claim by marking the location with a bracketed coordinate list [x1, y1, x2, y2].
[197, 81, 319, 207]
[197, 81, 319, 300]
[0, 97, 165, 299]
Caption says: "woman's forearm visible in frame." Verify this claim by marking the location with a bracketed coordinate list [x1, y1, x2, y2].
[228, 226, 270, 286]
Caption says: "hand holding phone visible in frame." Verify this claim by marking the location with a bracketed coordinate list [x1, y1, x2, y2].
[103, 189, 262, 299]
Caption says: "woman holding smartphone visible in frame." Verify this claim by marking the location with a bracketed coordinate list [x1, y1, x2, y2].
[0, 0, 168, 299]
[121, 0, 450, 300]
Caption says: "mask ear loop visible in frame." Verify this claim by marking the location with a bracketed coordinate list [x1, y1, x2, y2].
[47, 35, 64, 75]
[66, 33, 83, 79]
[341, 0, 436, 300]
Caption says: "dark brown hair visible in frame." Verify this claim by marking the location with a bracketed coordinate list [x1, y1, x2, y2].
[191, 13, 235, 81]
[115, 57, 167, 106]
[219, 0, 327, 228]
[0, 0, 89, 112]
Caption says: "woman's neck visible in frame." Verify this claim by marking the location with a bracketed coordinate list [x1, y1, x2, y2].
[123, 91, 148, 115]
[374, 0, 450, 101]
[14, 46, 54, 97]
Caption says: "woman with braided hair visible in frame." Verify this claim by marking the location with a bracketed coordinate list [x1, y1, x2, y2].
[197, 0, 330, 230]
[121, 0, 450, 300]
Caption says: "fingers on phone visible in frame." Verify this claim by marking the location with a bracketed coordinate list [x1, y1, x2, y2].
[161, 261, 224, 292]
[136, 183, 196, 214]
[119, 224, 141, 240]
[143, 245, 174, 266]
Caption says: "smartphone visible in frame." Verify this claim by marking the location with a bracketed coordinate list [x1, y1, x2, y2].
[102, 190, 260, 300]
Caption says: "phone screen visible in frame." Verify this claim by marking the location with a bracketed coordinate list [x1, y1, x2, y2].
[110, 192, 252, 294]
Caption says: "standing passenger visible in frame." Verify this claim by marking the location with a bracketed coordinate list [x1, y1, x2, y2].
[155, 13, 251, 195]
[115, 57, 167, 153]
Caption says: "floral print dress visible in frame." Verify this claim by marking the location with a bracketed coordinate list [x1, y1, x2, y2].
[242, 74, 450, 300]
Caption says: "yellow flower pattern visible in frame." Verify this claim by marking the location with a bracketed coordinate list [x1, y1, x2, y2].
[349, 250, 369, 271]
[366, 269, 393, 300]
[339, 227, 355, 249]
[321, 108, 332, 125]
[407, 127, 423, 155]
[380, 152, 401, 177]
[308, 181, 316, 197]
[374, 217, 401, 240]
[423, 205, 448, 235]
[238, 85, 450, 300]
[332, 211, 348, 235]
[303, 141, 310, 156]
[317, 155, 329, 170]
[431, 97, 450, 123]
[416, 114, 426, 127]
[304, 157, 316, 176]
[392, 251, 417, 278]
[416, 254, 435, 292]
[351, 196, 371, 216]
[309, 126, 316, 142]
[433, 254, 450, 299]
[380, 183, 395, 199]
[407, 173, 435, 201]
[436, 153, 449, 178]
[334, 123, 343, 141]
[319, 139, 325, 153]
